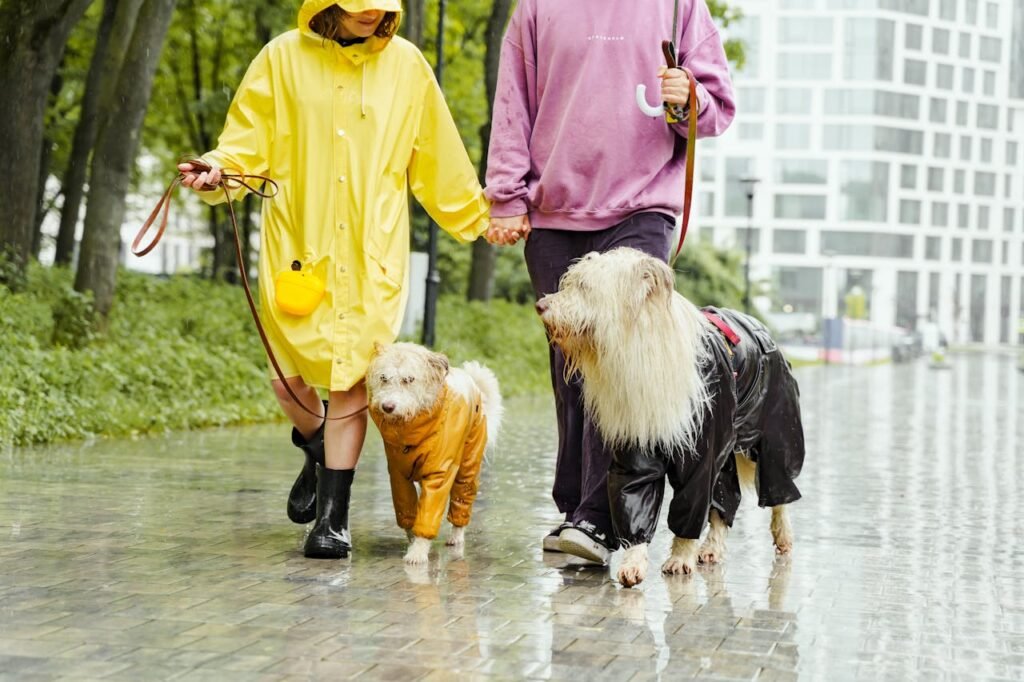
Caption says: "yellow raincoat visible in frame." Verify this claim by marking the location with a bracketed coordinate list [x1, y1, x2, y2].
[371, 385, 487, 539]
[201, 0, 489, 390]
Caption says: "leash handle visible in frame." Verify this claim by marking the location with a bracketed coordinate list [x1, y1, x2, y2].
[663, 42, 698, 267]
[133, 160, 367, 424]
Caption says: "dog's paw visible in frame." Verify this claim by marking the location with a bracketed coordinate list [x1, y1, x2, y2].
[617, 545, 649, 588]
[771, 507, 794, 555]
[445, 526, 465, 547]
[773, 534, 793, 555]
[662, 537, 699, 576]
[403, 536, 431, 565]
[697, 545, 721, 565]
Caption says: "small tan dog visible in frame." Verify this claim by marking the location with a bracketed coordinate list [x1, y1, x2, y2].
[366, 342, 503, 564]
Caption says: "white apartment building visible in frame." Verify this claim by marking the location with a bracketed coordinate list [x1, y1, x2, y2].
[699, 0, 1024, 345]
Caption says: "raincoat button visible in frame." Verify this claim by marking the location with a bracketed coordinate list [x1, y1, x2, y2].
[338, 313, 345, 320]
[338, 222, 345, 230]
[337, 129, 345, 137]
[339, 176, 347, 183]
[339, 266, 346, 273]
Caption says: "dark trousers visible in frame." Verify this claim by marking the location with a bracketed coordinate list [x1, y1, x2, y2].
[524, 212, 675, 542]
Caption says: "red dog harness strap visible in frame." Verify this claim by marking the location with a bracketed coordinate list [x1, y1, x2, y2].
[703, 310, 741, 347]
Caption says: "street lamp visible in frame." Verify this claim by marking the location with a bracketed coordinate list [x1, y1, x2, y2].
[740, 176, 760, 314]
[421, 0, 447, 348]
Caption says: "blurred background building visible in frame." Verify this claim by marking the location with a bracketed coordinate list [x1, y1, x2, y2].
[701, 0, 1024, 351]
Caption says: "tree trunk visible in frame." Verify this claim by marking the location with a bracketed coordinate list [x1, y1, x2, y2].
[74, 0, 178, 318]
[0, 0, 95, 288]
[466, 0, 513, 302]
[402, 0, 425, 47]
[55, 0, 135, 267]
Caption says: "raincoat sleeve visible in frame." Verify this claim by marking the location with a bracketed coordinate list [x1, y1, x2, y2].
[199, 46, 275, 205]
[408, 65, 490, 244]
[671, 0, 736, 140]
[483, 0, 536, 219]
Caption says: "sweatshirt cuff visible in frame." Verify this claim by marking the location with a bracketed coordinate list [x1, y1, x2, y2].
[488, 197, 530, 219]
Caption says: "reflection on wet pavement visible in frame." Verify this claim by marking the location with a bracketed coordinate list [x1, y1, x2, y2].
[1, 353, 1022, 680]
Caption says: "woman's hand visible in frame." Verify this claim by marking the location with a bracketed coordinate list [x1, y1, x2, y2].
[486, 214, 532, 246]
[178, 162, 222, 192]
[659, 67, 691, 109]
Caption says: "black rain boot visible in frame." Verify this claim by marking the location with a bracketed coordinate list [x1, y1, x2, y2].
[303, 467, 354, 559]
[286, 401, 327, 524]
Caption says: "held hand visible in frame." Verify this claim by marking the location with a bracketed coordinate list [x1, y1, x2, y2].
[659, 66, 691, 108]
[178, 162, 222, 192]
[486, 214, 532, 246]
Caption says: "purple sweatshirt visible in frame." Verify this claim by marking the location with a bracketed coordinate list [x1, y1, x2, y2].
[485, 0, 736, 231]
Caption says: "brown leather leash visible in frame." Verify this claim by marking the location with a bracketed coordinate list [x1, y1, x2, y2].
[132, 159, 368, 423]
[661, 39, 698, 267]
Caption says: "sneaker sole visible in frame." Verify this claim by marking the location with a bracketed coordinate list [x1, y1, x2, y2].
[543, 535, 564, 552]
[558, 529, 609, 564]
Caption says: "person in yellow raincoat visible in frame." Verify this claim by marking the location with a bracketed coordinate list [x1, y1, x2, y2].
[180, 0, 494, 559]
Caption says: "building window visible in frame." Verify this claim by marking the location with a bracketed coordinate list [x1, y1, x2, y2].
[824, 125, 923, 154]
[956, 100, 969, 125]
[899, 199, 922, 225]
[773, 266, 823, 315]
[927, 167, 944, 192]
[773, 229, 807, 254]
[970, 274, 986, 343]
[1004, 208, 1016, 233]
[974, 171, 996, 196]
[840, 161, 889, 221]
[776, 159, 828, 184]
[1007, 141, 1019, 165]
[936, 64, 954, 89]
[879, 0, 929, 15]
[960, 135, 973, 161]
[986, 2, 998, 28]
[844, 18, 895, 81]
[983, 71, 996, 96]
[775, 194, 827, 220]
[962, 67, 975, 93]
[735, 228, 761, 255]
[776, 88, 812, 115]
[904, 59, 927, 86]
[737, 87, 766, 114]
[933, 132, 951, 158]
[939, 0, 956, 20]
[978, 205, 991, 230]
[965, 0, 978, 25]
[979, 37, 1001, 62]
[972, 239, 994, 263]
[931, 202, 949, 227]
[700, 191, 715, 216]
[925, 236, 942, 260]
[905, 23, 923, 50]
[959, 32, 972, 58]
[725, 158, 754, 217]
[732, 15, 761, 79]
[932, 28, 950, 54]
[980, 138, 993, 163]
[952, 237, 963, 260]
[977, 104, 999, 129]
[958, 203, 970, 228]
[776, 123, 812, 150]
[779, 17, 834, 45]
[739, 123, 764, 140]
[824, 89, 919, 119]
[900, 164, 918, 189]
[954, 170, 966, 194]
[779, 53, 833, 80]
[820, 231, 914, 258]
[929, 97, 947, 123]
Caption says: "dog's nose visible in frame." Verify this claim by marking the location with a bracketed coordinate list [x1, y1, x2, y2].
[535, 298, 549, 316]
[382, 401, 395, 414]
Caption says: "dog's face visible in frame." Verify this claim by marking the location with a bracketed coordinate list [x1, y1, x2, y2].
[536, 248, 676, 358]
[366, 342, 450, 422]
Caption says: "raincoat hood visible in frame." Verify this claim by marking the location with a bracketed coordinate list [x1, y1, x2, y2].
[298, 0, 403, 53]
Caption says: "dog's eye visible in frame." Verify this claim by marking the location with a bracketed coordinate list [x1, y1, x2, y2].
[379, 374, 389, 384]
[401, 376, 415, 385]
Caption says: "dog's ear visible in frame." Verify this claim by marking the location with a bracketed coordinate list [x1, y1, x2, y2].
[638, 257, 674, 301]
[429, 351, 450, 376]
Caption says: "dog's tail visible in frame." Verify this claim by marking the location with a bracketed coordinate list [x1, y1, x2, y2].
[462, 361, 503, 451]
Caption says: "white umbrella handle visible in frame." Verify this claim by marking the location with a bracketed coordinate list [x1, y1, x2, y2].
[635, 84, 665, 118]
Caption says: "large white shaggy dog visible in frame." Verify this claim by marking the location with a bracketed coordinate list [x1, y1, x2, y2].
[536, 248, 804, 588]
[367, 342, 503, 565]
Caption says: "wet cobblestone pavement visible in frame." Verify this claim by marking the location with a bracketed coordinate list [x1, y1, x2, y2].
[2, 353, 1023, 680]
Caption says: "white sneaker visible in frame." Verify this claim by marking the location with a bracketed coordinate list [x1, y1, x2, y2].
[558, 522, 613, 564]
[543, 522, 573, 552]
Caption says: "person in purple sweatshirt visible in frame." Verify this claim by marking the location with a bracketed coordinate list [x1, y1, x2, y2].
[485, 0, 736, 564]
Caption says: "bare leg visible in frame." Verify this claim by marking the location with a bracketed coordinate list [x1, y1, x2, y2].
[325, 382, 368, 470]
[271, 377, 324, 439]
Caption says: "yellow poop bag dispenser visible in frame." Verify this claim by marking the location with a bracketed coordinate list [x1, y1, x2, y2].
[275, 259, 326, 316]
